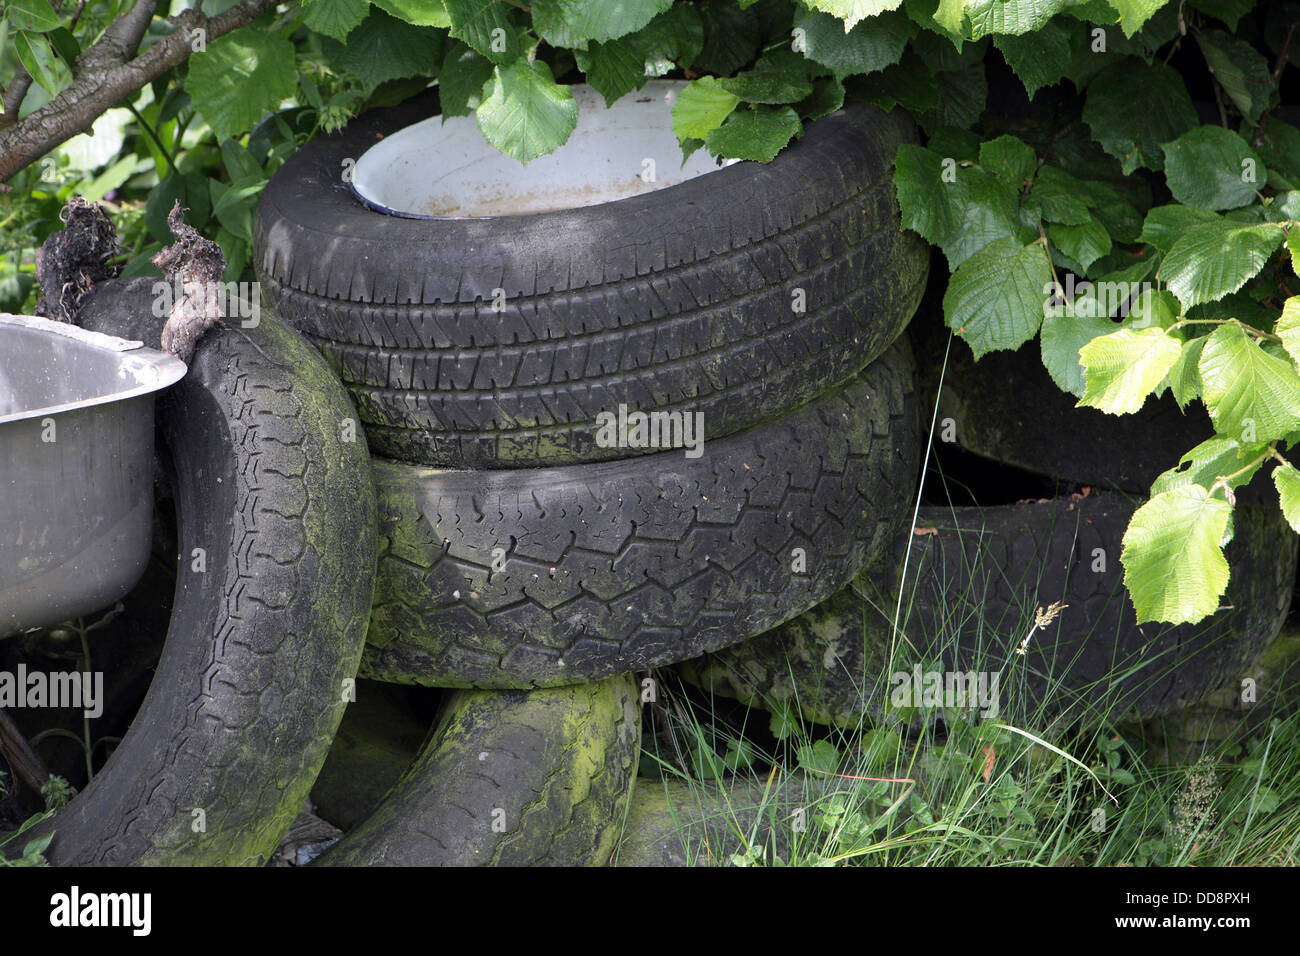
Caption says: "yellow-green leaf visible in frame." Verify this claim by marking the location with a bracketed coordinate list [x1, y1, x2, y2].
[1121, 485, 1232, 625]
[1078, 327, 1182, 415]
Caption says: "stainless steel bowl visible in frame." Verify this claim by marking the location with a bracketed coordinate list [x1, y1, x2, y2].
[0, 313, 187, 637]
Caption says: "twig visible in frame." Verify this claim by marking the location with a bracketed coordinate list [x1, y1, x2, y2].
[0, 0, 277, 182]
[0, 708, 51, 794]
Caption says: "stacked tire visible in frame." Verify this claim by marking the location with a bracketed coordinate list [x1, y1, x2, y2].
[679, 310, 1297, 730]
[252, 85, 930, 864]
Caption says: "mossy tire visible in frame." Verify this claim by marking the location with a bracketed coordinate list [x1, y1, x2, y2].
[254, 89, 928, 469]
[681, 493, 1296, 726]
[316, 675, 640, 866]
[361, 339, 920, 689]
[15, 278, 378, 866]
[908, 313, 1250, 498]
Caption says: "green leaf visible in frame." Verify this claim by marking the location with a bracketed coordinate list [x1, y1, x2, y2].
[1159, 220, 1285, 310]
[1152, 436, 1264, 495]
[443, 0, 522, 64]
[1041, 308, 1118, 397]
[221, 140, 265, 182]
[0, 274, 34, 313]
[1082, 59, 1197, 173]
[1048, 220, 1111, 272]
[942, 237, 1053, 357]
[1186, 0, 1255, 30]
[1274, 296, 1300, 368]
[437, 42, 494, 117]
[1126, 286, 1177, 329]
[852, 52, 938, 112]
[1195, 29, 1273, 124]
[1139, 204, 1223, 251]
[927, 0, 967, 35]
[992, 19, 1073, 98]
[575, 40, 646, 105]
[1199, 322, 1300, 444]
[332, 9, 442, 90]
[797, 739, 840, 775]
[672, 76, 739, 141]
[5, 0, 60, 32]
[302, 0, 371, 41]
[1023, 166, 1092, 225]
[186, 28, 296, 142]
[893, 145, 1023, 269]
[1274, 462, 1300, 532]
[963, 0, 1070, 38]
[1121, 485, 1232, 625]
[793, 7, 915, 79]
[768, 701, 797, 740]
[1162, 126, 1264, 211]
[1103, 0, 1168, 37]
[705, 106, 801, 162]
[692, 0, 760, 75]
[46, 26, 79, 67]
[719, 52, 814, 104]
[477, 58, 578, 164]
[1166, 335, 1206, 409]
[531, 0, 673, 47]
[800, 0, 906, 32]
[919, 61, 986, 132]
[374, 0, 452, 27]
[979, 134, 1035, 185]
[576, 5, 703, 105]
[13, 31, 61, 96]
[1259, 120, 1300, 190]
[1078, 326, 1182, 414]
[798, 75, 846, 120]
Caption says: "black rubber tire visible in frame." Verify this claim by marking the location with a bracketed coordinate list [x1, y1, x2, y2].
[611, 775, 823, 867]
[12, 278, 378, 865]
[360, 338, 920, 688]
[254, 89, 929, 469]
[316, 675, 640, 866]
[681, 493, 1296, 726]
[908, 311, 1241, 498]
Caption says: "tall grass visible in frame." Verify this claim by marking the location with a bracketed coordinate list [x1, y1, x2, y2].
[624, 335, 1300, 867]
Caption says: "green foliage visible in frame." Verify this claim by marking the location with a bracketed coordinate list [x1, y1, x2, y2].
[1121, 486, 1232, 625]
[3, 0, 1298, 633]
[476, 59, 578, 163]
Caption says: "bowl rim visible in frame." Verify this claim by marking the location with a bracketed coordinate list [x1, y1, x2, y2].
[0, 312, 188, 424]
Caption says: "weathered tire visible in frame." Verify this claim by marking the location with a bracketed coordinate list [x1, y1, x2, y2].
[612, 776, 822, 867]
[316, 675, 640, 866]
[254, 88, 928, 469]
[11, 278, 378, 866]
[361, 339, 920, 688]
[910, 313, 1226, 497]
[681, 493, 1296, 726]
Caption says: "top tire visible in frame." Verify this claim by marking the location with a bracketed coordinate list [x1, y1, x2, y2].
[254, 83, 928, 469]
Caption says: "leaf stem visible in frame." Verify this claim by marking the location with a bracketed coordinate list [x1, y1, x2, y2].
[1166, 316, 1283, 344]
[1210, 445, 1275, 500]
[124, 100, 177, 176]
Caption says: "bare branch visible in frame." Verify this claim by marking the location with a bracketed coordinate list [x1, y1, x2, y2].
[0, 0, 278, 183]
[0, 72, 34, 131]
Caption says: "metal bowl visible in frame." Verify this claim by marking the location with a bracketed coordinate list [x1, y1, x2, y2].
[0, 313, 187, 637]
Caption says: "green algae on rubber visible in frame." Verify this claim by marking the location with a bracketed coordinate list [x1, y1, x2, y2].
[7, 279, 379, 866]
[317, 674, 641, 866]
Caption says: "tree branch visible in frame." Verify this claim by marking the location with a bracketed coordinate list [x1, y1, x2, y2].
[0, 0, 278, 184]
